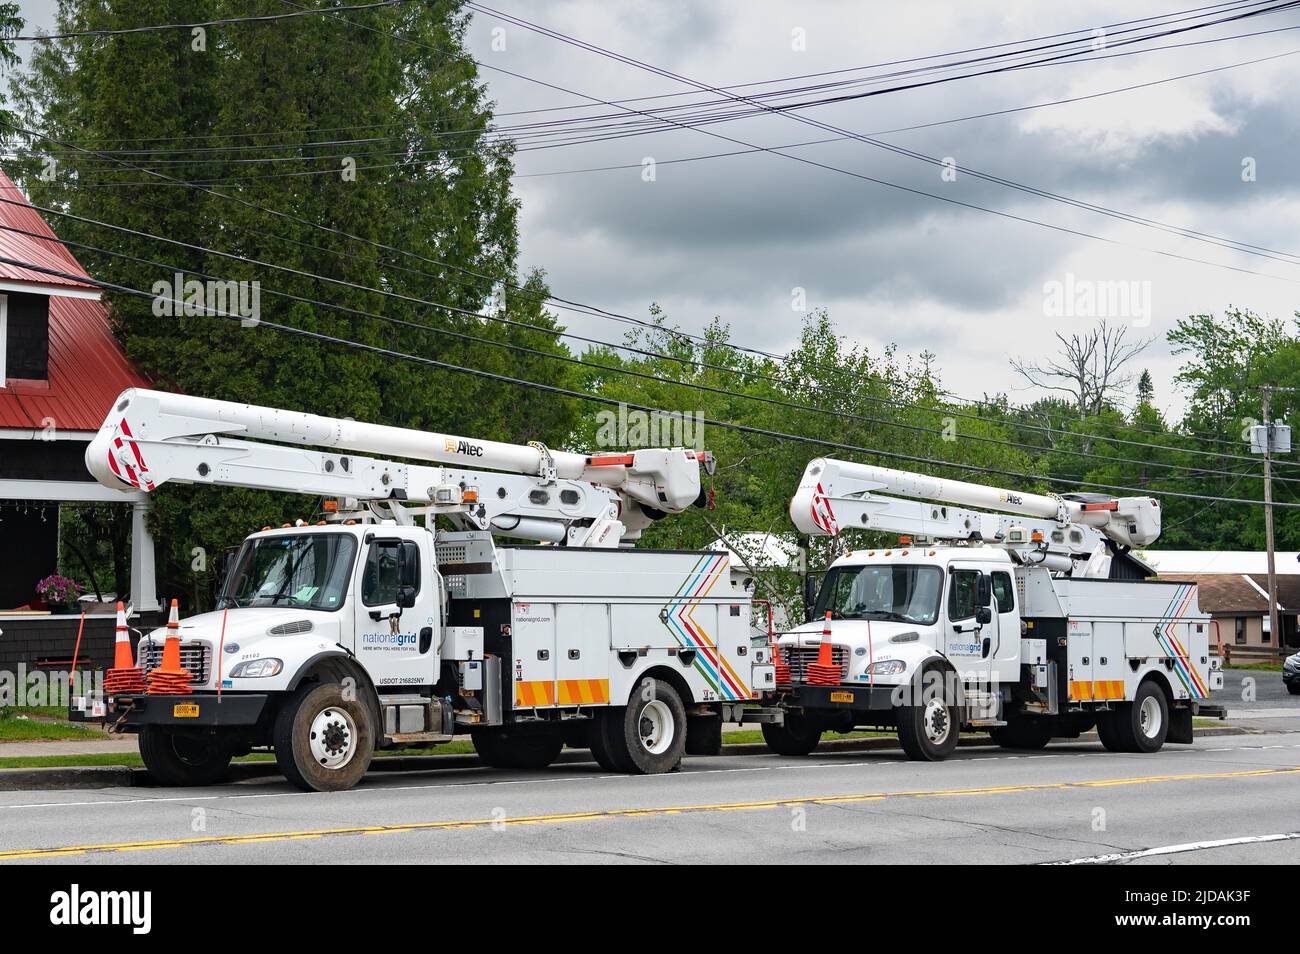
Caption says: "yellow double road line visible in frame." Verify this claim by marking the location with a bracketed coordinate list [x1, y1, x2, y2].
[3, 765, 1298, 861]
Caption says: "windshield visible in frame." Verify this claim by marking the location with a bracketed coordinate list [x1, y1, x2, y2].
[814, 564, 944, 625]
[219, 533, 357, 612]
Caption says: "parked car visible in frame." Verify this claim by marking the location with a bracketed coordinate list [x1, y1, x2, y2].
[1284, 652, 1300, 696]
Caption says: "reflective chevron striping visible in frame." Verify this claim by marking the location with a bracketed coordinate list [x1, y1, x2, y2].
[1070, 680, 1126, 701]
[514, 679, 556, 708]
[556, 679, 610, 705]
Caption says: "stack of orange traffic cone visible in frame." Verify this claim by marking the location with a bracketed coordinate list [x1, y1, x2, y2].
[774, 642, 792, 687]
[103, 601, 146, 694]
[806, 611, 842, 686]
[146, 600, 192, 695]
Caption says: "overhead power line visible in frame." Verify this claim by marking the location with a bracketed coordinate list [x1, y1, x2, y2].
[4, 249, 1296, 511]
[0, 213, 1279, 492]
[9, 1, 413, 41]
[2, 190, 1288, 477]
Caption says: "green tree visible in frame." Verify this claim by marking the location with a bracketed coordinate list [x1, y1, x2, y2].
[8, 1, 575, 607]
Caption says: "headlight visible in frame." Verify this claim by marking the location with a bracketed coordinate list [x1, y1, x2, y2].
[229, 658, 283, 678]
[866, 659, 906, 676]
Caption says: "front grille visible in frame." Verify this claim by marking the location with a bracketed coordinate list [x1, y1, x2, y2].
[140, 641, 212, 685]
[781, 645, 849, 683]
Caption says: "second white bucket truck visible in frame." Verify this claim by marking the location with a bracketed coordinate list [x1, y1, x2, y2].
[78, 389, 771, 790]
[763, 458, 1224, 761]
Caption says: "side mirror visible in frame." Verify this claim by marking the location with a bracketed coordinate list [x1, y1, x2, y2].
[803, 575, 820, 624]
[398, 544, 419, 589]
[396, 584, 417, 610]
[975, 574, 992, 608]
[976, 606, 993, 627]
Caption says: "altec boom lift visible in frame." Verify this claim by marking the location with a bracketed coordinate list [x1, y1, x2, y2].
[756, 457, 1225, 760]
[77, 389, 771, 791]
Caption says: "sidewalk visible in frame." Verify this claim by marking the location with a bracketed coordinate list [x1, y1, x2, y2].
[0, 737, 139, 758]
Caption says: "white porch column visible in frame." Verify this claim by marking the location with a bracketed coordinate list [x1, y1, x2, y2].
[130, 499, 159, 612]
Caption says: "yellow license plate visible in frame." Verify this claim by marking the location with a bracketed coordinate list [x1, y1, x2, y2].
[829, 691, 855, 703]
[173, 704, 200, 718]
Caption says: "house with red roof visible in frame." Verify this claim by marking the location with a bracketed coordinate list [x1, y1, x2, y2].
[0, 171, 160, 669]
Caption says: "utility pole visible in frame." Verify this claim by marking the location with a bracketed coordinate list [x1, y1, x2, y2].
[1262, 386, 1279, 653]
[1252, 386, 1294, 653]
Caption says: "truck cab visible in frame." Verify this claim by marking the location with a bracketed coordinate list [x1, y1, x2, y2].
[765, 541, 1223, 762]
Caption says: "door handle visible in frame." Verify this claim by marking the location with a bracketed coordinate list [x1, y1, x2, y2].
[1082, 656, 1090, 665]
[537, 649, 550, 661]
[568, 649, 580, 660]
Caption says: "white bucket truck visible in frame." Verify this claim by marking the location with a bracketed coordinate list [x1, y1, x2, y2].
[760, 458, 1224, 761]
[76, 389, 771, 790]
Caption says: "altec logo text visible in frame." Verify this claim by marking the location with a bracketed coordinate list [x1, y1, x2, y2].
[49, 885, 152, 935]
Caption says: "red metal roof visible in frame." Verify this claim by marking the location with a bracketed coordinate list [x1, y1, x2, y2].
[0, 170, 152, 432]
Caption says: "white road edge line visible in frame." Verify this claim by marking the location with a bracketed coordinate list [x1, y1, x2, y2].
[1048, 832, 1300, 865]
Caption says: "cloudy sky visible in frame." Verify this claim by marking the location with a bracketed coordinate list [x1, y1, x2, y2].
[15, 1, 1300, 418]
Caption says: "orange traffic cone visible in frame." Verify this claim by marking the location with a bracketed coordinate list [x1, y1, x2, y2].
[147, 599, 192, 695]
[806, 611, 841, 686]
[103, 601, 146, 694]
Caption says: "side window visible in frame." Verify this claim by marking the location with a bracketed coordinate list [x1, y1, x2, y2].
[948, 570, 979, 621]
[991, 572, 1014, 614]
[362, 540, 418, 606]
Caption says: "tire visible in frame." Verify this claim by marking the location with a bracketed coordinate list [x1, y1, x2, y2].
[1288, 683, 1300, 696]
[897, 668, 960, 761]
[472, 727, 564, 770]
[989, 720, 1053, 750]
[1095, 711, 1127, 752]
[605, 677, 687, 774]
[586, 711, 622, 772]
[138, 726, 233, 786]
[761, 712, 823, 756]
[685, 713, 723, 756]
[1113, 681, 1169, 754]
[273, 681, 375, 792]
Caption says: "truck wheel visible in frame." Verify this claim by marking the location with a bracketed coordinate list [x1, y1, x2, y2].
[472, 727, 564, 769]
[989, 721, 1052, 750]
[685, 713, 723, 756]
[138, 726, 233, 786]
[898, 672, 959, 761]
[1094, 711, 1127, 752]
[761, 713, 822, 756]
[586, 712, 622, 771]
[607, 677, 687, 774]
[1113, 681, 1169, 754]
[273, 682, 375, 792]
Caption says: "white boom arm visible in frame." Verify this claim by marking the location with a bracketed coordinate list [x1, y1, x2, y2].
[86, 389, 711, 547]
[790, 458, 1161, 572]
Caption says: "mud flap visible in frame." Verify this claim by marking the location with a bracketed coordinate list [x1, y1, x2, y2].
[685, 713, 723, 755]
[1167, 704, 1193, 744]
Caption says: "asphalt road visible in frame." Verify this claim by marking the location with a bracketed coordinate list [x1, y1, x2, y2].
[1222, 667, 1299, 710]
[1, 731, 1298, 865]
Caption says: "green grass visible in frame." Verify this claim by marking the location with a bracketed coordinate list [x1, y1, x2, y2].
[1225, 661, 1285, 672]
[0, 707, 105, 742]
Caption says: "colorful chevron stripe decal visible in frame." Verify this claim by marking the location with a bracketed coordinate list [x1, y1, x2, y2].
[1153, 583, 1209, 699]
[659, 554, 749, 701]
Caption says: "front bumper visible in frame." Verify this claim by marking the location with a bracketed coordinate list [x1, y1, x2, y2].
[780, 683, 897, 711]
[109, 693, 270, 728]
[1283, 669, 1300, 686]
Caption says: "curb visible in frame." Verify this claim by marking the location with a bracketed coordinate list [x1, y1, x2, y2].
[0, 723, 1257, 791]
[0, 765, 136, 791]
